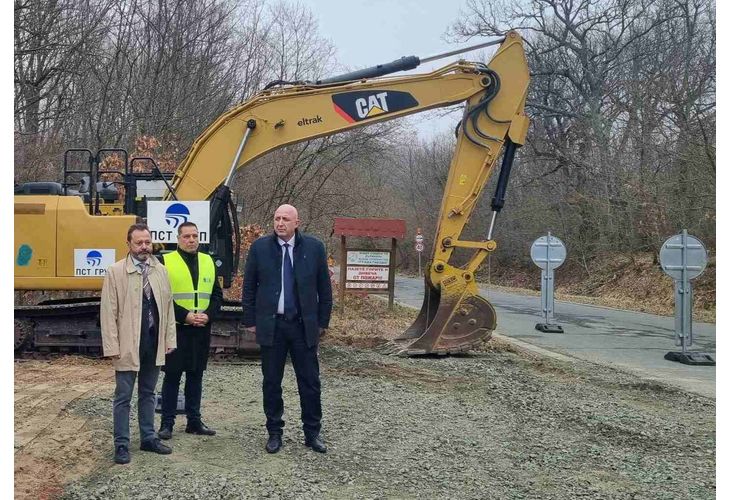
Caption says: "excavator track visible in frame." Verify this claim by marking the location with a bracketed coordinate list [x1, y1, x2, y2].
[14, 299, 258, 358]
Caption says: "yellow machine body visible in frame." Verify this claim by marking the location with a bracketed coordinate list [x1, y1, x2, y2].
[15, 196, 136, 290]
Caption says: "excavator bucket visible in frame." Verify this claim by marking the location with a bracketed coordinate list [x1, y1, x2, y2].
[380, 276, 496, 356]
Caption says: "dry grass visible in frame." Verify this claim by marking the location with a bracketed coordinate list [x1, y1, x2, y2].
[557, 253, 715, 323]
[325, 294, 418, 348]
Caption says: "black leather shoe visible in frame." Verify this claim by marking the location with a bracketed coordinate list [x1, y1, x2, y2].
[158, 425, 173, 440]
[140, 439, 172, 454]
[185, 421, 216, 436]
[305, 435, 327, 453]
[266, 434, 282, 454]
[114, 445, 130, 464]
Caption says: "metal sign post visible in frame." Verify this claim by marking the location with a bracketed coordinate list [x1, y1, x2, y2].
[415, 228, 424, 276]
[530, 232, 566, 333]
[659, 230, 713, 366]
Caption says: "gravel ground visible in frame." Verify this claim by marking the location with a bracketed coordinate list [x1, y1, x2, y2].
[60, 344, 715, 500]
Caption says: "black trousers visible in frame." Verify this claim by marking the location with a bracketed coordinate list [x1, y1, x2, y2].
[160, 369, 204, 427]
[260, 317, 321, 439]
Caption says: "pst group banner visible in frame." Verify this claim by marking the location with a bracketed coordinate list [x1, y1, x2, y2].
[146, 201, 210, 243]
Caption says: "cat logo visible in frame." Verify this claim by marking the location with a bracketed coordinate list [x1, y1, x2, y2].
[356, 92, 389, 118]
[332, 90, 418, 123]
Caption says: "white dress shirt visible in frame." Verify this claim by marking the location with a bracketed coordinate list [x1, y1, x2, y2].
[277, 234, 295, 314]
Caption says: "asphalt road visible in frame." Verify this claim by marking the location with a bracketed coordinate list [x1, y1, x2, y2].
[389, 273, 716, 399]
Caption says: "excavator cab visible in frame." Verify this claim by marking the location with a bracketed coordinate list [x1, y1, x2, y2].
[15, 148, 240, 289]
[55, 148, 170, 217]
[14, 148, 164, 216]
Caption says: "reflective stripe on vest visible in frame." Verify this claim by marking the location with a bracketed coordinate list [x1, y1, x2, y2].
[164, 251, 215, 313]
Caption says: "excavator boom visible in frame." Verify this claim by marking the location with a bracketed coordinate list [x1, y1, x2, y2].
[169, 33, 528, 201]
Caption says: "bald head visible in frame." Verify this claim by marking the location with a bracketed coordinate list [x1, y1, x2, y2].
[274, 204, 300, 241]
[276, 204, 298, 219]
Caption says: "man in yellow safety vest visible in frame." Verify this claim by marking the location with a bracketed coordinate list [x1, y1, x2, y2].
[158, 221, 222, 440]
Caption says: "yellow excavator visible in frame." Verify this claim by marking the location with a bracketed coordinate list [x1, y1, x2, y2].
[14, 31, 530, 356]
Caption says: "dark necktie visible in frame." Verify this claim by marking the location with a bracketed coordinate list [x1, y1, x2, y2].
[282, 243, 298, 320]
[142, 262, 155, 329]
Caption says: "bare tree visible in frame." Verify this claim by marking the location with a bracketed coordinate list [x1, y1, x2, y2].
[14, 0, 114, 136]
[444, 0, 715, 272]
[14, 0, 342, 184]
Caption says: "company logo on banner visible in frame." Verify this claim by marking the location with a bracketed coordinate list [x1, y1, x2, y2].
[74, 249, 115, 276]
[86, 250, 103, 266]
[165, 203, 190, 228]
[147, 201, 210, 243]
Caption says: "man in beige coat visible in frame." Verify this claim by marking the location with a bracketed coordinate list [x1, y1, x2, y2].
[101, 223, 177, 464]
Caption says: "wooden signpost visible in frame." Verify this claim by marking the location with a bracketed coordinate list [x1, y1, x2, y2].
[332, 217, 406, 313]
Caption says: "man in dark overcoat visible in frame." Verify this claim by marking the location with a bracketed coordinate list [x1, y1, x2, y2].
[242, 204, 333, 454]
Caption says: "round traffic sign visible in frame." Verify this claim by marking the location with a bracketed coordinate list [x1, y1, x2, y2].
[415, 235, 424, 243]
[530, 234, 566, 270]
[415, 242, 424, 252]
[659, 233, 707, 280]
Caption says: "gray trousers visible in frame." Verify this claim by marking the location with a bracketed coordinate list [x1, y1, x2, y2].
[113, 362, 160, 447]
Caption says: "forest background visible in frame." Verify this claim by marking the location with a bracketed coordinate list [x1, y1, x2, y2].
[14, 0, 716, 316]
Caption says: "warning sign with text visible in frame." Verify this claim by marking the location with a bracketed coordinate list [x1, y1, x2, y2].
[346, 266, 389, 281]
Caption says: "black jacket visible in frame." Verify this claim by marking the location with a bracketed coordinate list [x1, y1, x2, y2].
[160, 249, 222, 373]
[242, 230, 332, 348]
